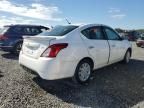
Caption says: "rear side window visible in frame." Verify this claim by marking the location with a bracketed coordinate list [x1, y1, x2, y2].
[81, 26, 105, 40]
[23, 27, 41, 35]
[39, 26, 78, 36]
[12, 26, 23, 34]
[0, 27, 10, 34]
[10, 26, 46, 35]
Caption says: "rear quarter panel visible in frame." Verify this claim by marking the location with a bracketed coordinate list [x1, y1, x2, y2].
[49, 28, 91, 62]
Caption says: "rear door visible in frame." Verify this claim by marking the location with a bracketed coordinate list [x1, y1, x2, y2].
[81, 26, 109, 68]
[103, 26, 126, 63]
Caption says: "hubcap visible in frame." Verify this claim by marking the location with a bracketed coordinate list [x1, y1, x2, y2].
[78, 63, 91, 81]
[126, 52, 130, 63]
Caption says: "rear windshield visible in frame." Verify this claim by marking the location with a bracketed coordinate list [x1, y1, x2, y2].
[39, 25, 78, 36]
[0, 27, 9, 34]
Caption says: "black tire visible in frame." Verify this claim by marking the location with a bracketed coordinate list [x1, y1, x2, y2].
[141, 45, 144, 48]
[72, 59, 93, 84]
[122, 50, 131, 64]
[12, 42, 23, 55]
[136, 44, 141, 47]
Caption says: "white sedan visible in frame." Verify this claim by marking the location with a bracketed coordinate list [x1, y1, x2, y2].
[19, 24, 132, 84]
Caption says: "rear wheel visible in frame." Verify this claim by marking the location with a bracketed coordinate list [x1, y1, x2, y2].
[73, 59, 92, 84]
[13, 42, 22, 54]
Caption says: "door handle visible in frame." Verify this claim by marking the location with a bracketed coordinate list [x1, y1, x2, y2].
[88, 46, 95, 49]
[112, 45, 116, 47]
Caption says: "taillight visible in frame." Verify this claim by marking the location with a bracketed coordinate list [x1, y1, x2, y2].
[41, 43, 68, 58]
[0, 35, 8, 40]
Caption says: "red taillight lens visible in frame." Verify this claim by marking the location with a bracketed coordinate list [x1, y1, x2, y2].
[41, 43, 68, 58]
[0, 35, 8, 40]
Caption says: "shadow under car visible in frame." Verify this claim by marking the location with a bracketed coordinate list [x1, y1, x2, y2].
[33, 59, 144, 108]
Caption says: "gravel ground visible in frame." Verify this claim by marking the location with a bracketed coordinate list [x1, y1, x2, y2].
[0, 42, 144, 108]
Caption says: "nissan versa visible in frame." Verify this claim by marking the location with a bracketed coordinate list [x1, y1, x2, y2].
[19, 24, 132, 84]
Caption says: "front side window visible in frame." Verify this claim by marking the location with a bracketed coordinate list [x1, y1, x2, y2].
[81, 26, 105, 40]
[39, 25, 78, 36]
[23, 27, 32, 34]
[31, 27, 41, 34]
[105, 28, 121, 40]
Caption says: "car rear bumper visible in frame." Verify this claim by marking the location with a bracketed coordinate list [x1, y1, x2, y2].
[0, 41, 13, 51]
[0, 45, 13, 51]
[19, 51, 77, 80]
[0, 46, 13, 51]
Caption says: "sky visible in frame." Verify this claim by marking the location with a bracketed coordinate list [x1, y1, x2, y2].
[0, 0, 144, 29]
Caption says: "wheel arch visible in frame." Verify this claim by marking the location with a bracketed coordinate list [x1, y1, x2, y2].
[127, 47, 132, 57]
[78, 57, 94, 69]
[12, 39, 23, 47]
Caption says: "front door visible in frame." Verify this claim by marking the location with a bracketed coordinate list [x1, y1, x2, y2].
[103, 27, 126, 63]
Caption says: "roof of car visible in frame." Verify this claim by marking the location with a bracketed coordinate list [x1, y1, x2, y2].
[70, 24, 112, 30]
[56, 24, 110, 27]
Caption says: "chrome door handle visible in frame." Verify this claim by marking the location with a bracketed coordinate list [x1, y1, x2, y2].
[88, 46, 94, 49]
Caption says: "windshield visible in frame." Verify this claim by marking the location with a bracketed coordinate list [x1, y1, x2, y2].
[0, 27, 9, 34]
[39, 25, 78, 36]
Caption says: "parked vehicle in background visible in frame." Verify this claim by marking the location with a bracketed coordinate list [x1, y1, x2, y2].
[136, 36, 144, 47]
[125, 31, 140, 41]
[0, 24, 49, 54]
[140, 33, 144, 37]
[19, 24, 132, 84]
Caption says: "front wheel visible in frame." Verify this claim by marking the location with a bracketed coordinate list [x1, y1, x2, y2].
[123, 51, 131, 64]
[73, 60, 92, 84]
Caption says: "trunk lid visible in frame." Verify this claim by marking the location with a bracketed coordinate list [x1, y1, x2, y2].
[22, 36, 56, 59]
